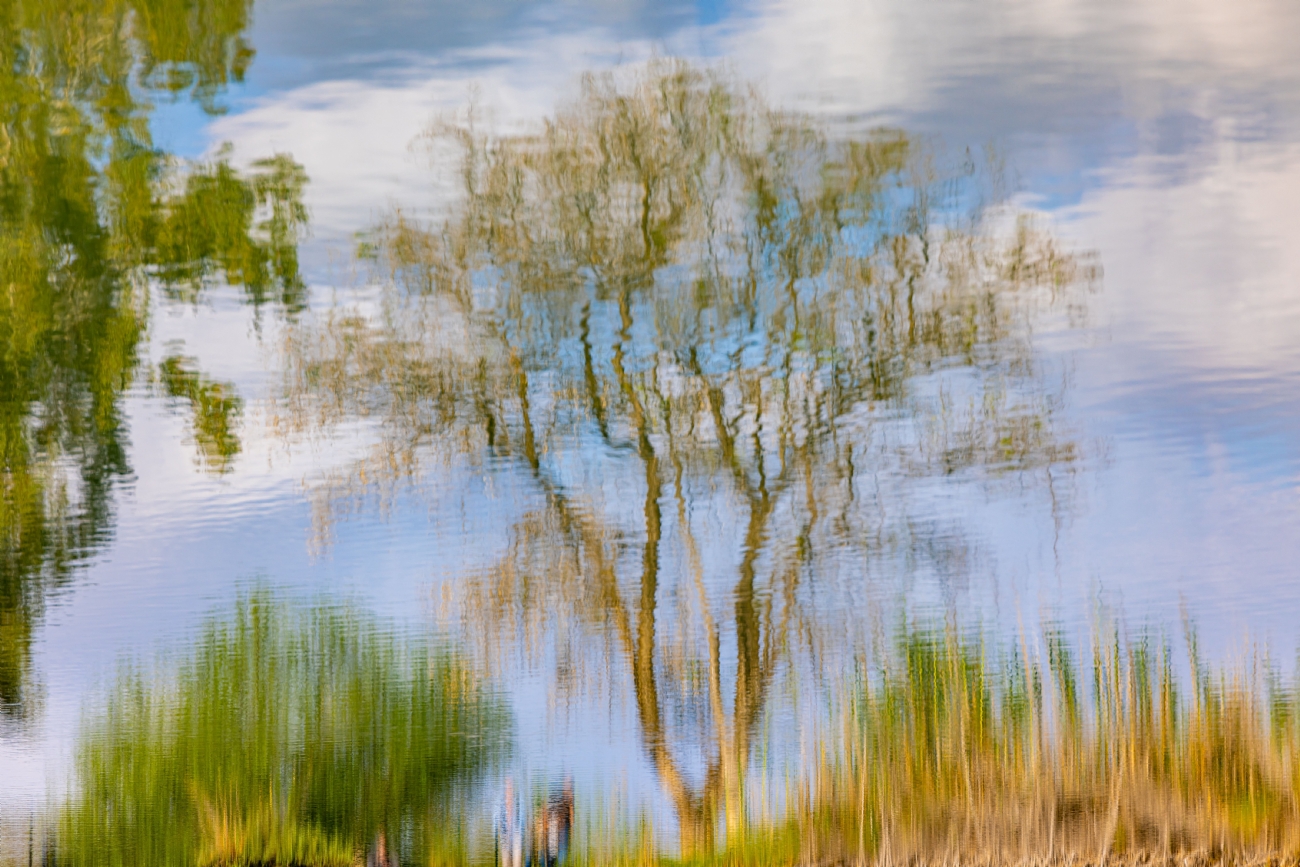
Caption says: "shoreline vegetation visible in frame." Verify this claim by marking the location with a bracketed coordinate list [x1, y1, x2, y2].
[561, 624, 1300, 867]
[788, 624, 1300, 867]
[10, 615, 1300, 866]
[45, 591, 508, 867]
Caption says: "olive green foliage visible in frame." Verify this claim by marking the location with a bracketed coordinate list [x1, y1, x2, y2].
[158, 355, 243, 473]
[0, 0, 306, 719]
[154, 153, 310, 308]
[58, 591, 509, 867]
[129, 0, 257, 113]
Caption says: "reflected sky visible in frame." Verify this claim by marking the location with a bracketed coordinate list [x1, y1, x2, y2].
[171, 0, 1300, 629]
[183, 0, 1300, 235]
[4, 0, 1300, 843]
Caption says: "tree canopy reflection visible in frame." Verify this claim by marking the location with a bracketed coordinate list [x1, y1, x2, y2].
[280, 61, 1096, 853]
[0, 0, 307, 720]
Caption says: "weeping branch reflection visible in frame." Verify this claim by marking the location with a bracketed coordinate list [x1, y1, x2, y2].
[277, 61, 1096, 854]
[0, 0, 308, 720]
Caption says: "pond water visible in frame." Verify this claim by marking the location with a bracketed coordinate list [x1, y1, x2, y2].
[3, 0, 1300, 860]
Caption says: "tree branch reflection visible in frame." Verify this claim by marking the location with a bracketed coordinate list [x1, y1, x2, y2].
[277, 61, 1097, 853]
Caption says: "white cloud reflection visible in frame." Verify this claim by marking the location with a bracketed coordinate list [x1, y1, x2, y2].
[207, 0, 1300, 371]
[8, 0, 1300, 817]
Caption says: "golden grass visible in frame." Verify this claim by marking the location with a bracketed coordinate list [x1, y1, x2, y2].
[469, 622, 1300, 867]
[764, 624, 1300, 867]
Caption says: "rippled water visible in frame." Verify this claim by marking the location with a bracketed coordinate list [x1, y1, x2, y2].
[3, 0, 1300, 861]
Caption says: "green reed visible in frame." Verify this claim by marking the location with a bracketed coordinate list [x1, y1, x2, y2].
[55, 590, 509, 867]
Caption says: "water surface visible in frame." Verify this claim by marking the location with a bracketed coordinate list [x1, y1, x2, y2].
[2, 0, 1300, 857]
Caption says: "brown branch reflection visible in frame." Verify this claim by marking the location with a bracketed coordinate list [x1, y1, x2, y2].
[276, 61, 1097, 854]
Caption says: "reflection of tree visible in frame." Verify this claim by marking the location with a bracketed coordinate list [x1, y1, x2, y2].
[279, 62, 1095, 853]
[157, 355, 244, 474]
[0, 0, 307, 720]
[58, 591, 508, 867]
[129, 0, 257, 112]
[154, 151, 310, 309]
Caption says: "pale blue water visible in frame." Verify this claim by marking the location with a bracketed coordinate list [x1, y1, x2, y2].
[3, 0, 1300, 844]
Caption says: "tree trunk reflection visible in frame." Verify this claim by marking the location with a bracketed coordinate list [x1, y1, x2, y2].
[276, 60, 1096, 855]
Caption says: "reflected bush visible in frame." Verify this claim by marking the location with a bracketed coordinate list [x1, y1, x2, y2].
[57, 591, 509, 867]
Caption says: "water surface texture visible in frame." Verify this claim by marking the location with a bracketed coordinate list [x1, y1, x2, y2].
[2, 0, 1300, 860]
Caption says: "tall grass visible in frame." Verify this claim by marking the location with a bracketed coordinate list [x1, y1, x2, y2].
[454, 621, 1300, 867]
[55, 590, 509, 867]
[783, 622, 1300, 866]
[44, 607, 1300, 866]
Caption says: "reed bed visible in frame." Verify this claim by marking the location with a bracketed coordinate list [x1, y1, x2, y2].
[763, 623, 1300, 867]
[471, 622, 1300, 867]
[51, 591, 508, 867]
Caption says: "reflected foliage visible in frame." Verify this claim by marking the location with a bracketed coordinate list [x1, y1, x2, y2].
[158, 355, 243, 473]
[58, 591, 508, 867]
[280, 62, 1096, 854]
[154, 152, 310, 309]
[129, 0, 256, 113]
[0, 0, 306, 719]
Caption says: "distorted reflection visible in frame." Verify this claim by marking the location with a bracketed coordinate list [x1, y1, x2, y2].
[153, 151, 310, 310]
[108, 0, 255, 113]
[0, 0, 306, 720]
[794, 620, 1300, 866]
[157, 355, 244, 474]
[57, 591, 508, 867]
[278, 62, 1096, 854]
